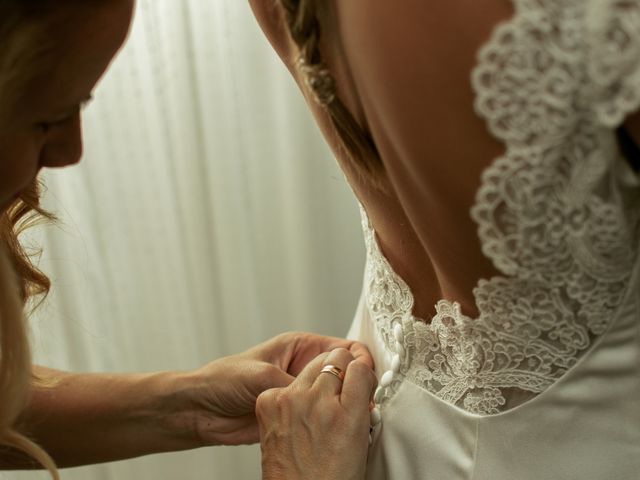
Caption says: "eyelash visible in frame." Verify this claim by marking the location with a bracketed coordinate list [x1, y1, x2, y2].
[38, 117, 70, 132]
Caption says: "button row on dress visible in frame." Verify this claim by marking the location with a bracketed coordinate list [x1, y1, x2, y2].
[369, 321, 405, 444]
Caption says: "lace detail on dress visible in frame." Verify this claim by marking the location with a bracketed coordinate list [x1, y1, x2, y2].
[360, 206, 415, 408]
[363, 0, 640, 416]
[586, 0, 640, 127]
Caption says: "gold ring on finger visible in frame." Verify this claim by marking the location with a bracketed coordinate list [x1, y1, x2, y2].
[320, 364, 346, 382]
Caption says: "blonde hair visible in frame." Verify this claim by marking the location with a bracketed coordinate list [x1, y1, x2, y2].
[0, 2, 59, 477]
[0, 243, 57, 476]
[278, 0, 385, 190]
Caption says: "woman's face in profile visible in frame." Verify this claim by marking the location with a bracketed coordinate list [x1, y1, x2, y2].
[0, 0, 134, 213]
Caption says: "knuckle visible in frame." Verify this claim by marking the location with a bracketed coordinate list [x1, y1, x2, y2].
[329, 347, 355, 363]
[278, 331, 309, 348]
[350, 340, 369, 351]
[274, 389, 295, 410]
[274, 331, 295, 343]
[254, 363, 289, 391]
[256, 388, 278, 417]
[331, 347, 351, 356]
[315, 351, 331, 363]
[347, 360, 371, 377]
[253, 362, 275, 380]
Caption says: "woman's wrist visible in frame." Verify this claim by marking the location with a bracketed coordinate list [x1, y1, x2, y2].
[152, 366, 248, 449]
[141, 369, 212, 452]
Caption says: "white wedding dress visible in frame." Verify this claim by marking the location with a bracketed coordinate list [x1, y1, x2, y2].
[348, 1, 640, 478]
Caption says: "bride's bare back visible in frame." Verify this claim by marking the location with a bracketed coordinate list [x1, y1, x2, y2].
[250, 0, 640, 320]
[251, 0, 517, 319]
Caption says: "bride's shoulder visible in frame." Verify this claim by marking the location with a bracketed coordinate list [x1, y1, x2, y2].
[248, 0, 295, 66]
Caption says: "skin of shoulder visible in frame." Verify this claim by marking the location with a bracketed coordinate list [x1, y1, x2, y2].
[248, 0, 295, 67]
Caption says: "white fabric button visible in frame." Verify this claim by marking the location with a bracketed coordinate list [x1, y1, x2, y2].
[391, 354, 401, 372]
[393, 323, 404, 342]
[395, 341, 406, 358]
[380, 370, 394, 388]
[374, 386, 385, 404]
[371, 407, 382, 426]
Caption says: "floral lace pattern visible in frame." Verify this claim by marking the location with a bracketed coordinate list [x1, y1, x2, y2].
[363, 0, 640, 415]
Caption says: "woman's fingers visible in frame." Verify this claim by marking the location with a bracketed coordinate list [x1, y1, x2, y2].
[312, 348, 354, 396]
[292, 351, 330, 389]
[341, 359, 378, 411]
[347, 342, 375, 369]
[270, 332, 373, 376]
[295, 348, 374, 405]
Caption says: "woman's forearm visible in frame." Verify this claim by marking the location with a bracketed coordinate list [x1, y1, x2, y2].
[4, 365, 202, 469]
[0, 333, 373, 471]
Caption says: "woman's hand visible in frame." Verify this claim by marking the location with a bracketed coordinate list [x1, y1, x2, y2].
[256, 348, 377, 480]
[179, 332, 374, 447]
[9, 334, 371, 469]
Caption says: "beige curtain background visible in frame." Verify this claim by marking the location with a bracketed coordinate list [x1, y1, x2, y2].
[12, 1, 364, 478]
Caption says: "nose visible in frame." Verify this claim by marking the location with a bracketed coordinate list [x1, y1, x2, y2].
[40, 142, 83, 168]
[39, 113, 84, 169]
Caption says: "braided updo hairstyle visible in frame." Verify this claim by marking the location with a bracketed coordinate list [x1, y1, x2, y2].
[279, 0, 386, 189]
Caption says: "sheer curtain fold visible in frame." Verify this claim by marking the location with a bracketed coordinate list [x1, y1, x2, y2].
[17, 1, 364, 478]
